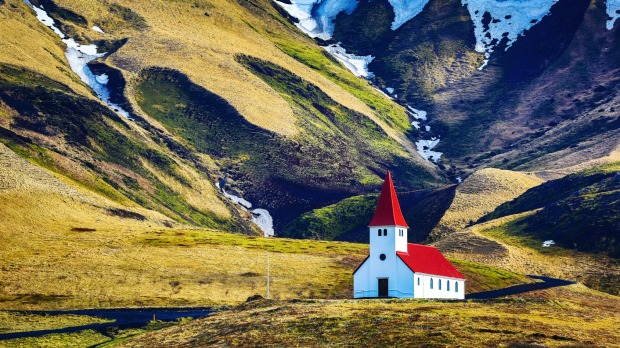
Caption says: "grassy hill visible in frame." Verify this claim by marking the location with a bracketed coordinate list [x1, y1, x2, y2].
[108, 285, 620, 347]
[480, 163, 620, 257]
[0, 0, 445, 237]
[279, 168, 544, 244]
[437, 212, 620, 296]
[279, 185, 457, 243]
[428, 168, 543, 241]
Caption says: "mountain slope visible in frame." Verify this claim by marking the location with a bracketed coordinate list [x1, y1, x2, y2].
[480, 162, 620, 257]
[282, 0, 620, 176]
[279, 185, 456, 243]
[428, 168, 543, 240]
[0, 0, 445, 235]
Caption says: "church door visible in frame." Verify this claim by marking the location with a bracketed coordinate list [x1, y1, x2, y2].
[378, 278, 388, 297]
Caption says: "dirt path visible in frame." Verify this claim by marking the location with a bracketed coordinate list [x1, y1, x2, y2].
[466, 275, 575, 300]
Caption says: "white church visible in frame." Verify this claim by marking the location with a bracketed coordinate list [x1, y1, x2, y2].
[353, 171, 465, 299]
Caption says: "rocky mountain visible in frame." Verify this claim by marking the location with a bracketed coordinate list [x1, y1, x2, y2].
[0, 0, 618, 252]
[0, 0, 445, 237]
[279, 0, 620, 176]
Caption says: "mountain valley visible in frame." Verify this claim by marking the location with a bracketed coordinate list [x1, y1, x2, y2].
[0, 0, 619, 346]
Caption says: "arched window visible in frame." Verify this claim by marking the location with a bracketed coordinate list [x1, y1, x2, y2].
[430, 278, 433, 289]
[378, 229, 381, 236]
[439, 279, 442, 290]
[383, 229, 387, 236]
[447, 280, 450, 292]
[417, 277, 420, 286]
[455, 282, 459, 292]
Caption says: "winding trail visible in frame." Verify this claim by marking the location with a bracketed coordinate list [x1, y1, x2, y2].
[466, 275, 575, 300]
[0, 276, 575, 340]
[0, 308, 212, 340]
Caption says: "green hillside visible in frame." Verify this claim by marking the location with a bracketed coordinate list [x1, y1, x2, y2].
[0, 0, 445, 235]
[280, 186, 457, 243]
[480, 163, 620, 257]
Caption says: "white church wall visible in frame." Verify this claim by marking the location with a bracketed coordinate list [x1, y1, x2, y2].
[414, 273, 465, 299]
[355, 228, 411, 298]
[393, 257, 414, 298]
[370, 226, 408, 256]
[353, 259, 370, 298]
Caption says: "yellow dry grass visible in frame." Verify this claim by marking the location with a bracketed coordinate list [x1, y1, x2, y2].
[0, 143, 365, 310]
[0, 311, 111, 334]
[0, 1, 93, 98]
[140, 158, 231, 220]
[430, 168, 543, 239]
[115, 285, 620, 347]
[26, 0, 412, 140]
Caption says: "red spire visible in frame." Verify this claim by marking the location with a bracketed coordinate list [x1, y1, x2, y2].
[368, 171, 409, 228]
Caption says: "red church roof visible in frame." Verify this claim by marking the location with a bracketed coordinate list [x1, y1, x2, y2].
[368, 171, 409, 228]
[396, 244, 465, 279]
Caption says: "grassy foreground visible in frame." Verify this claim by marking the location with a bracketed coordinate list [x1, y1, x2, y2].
[0, 219, 529, 311]
[113, 285, 620, 347]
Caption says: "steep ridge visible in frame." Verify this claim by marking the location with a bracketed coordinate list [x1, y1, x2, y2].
[480, 162, 620, 257]
[278, 0, 620, 177]
[0, 0, 445, 235]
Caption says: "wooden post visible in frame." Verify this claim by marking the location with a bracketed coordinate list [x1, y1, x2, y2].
[267, 252, 270, 299]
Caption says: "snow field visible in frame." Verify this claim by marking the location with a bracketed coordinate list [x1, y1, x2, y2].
[461, 0, 558, 69]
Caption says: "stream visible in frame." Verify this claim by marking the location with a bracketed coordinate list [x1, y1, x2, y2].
[0, 307, 213, 340]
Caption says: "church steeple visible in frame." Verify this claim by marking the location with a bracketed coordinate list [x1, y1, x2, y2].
[368, 171, 409, 228]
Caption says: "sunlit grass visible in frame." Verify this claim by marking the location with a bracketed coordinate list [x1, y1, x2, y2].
[114, 285, 620, 347]
[0, 311, 111, 334]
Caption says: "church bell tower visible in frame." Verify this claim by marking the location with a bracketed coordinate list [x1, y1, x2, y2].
[368, 171, 409, 259]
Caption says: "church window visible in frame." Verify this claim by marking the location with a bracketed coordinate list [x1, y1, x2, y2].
[455, 282, 459, 292]
[383, 229, 387, 236]
[379, 253, 386, 261]
[439, 279, 442, 290]
[378, 229, 381, 236]
[417, 277, 420, 286]
[447, 281, 450, 291]
[430, 278, 433, 289]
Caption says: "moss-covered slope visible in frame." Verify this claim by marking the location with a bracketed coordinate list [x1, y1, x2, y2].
[135, 58, 443, 229]
[280, 186, 456, 243]
[479, 163, 620, 257]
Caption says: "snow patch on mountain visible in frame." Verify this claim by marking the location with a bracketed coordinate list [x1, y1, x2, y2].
[407, 106, 427, 120]
[275, 0, 359, 39]
[608, 0, 620, 30]
[92, 26, 105, 34]
[216, 181, 275, 237]
[251, 209, 275, 237]
[388, 0, 430, 30]
[462, 0, 558, 69]
[24, 1, 131, 119]
[324, 44, 375, 78]
[416, 138, 442, 162]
